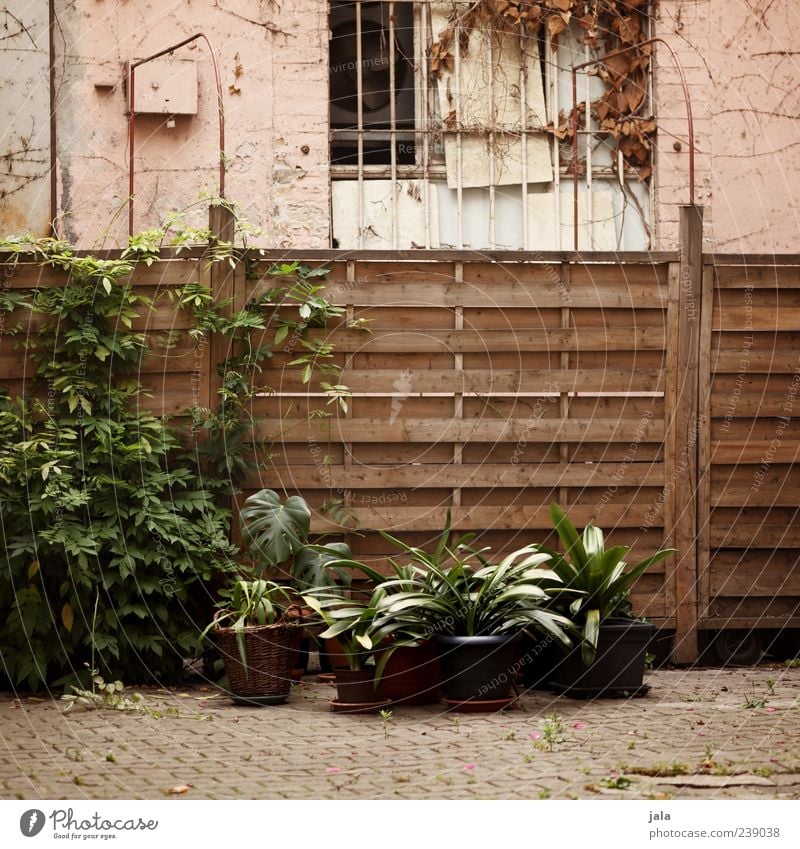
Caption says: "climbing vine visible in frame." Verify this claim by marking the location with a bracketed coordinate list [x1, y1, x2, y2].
[0, 206, 347, 690]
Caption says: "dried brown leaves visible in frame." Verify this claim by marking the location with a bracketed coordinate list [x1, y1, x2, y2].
[431, 0, 656, 176]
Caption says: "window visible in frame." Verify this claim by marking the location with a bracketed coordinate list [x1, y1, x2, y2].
[329, 1, 653, 251]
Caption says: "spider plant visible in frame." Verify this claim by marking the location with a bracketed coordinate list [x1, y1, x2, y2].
[540, 503, 675, 664]
[202, 578, 296, 668]
[302, 584, 414, 679]
[344, 513, 576, 647]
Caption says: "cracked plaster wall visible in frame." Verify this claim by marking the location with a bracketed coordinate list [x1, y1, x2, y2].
[0, 1, 52, 236]
[2, 0, 329, 248]
[2, 1, 799, 252]
[655, 0, 800, 252]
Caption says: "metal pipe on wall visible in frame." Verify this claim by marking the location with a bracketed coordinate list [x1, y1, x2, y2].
[128, 32, 225, 237]
[48, 0, 57, 236]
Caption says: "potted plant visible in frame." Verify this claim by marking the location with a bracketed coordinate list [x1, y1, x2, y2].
[540, 503, 675, 697]
[375, 517, 575, 711]
[202, 578, 302, 706]
[307, 552, 445, 704]
[302, 583, 414, 713]
[239, 488, 352, 674]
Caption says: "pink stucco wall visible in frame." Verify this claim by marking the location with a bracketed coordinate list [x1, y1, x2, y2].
[2, 1, 799, 252]
[655, 0, 800, 251]
[1, 0, 331, 248]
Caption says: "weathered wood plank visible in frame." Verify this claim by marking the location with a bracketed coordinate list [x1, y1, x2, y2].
[256, 416, 665, 444]
[292, 327, 666, 352]
[292, 503, 663, 533]
[256, 461, 665, 490]
[259, 367, 666, 394]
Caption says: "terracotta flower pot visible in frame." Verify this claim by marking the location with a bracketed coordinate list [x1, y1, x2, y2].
[375, 642, 442, 705]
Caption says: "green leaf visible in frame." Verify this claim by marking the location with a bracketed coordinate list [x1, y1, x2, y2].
[61, 603, 74, 633]
[239, 489, 311, 567]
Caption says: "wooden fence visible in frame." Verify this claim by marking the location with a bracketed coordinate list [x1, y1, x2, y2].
[699, 256, 800, 640]
[2, 207, 799, 662]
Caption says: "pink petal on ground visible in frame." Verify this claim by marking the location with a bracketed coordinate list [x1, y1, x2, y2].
[766, 707, 777, 713]
[529, 732, 542, 740]
[463, 763, 476, 771]
[326, 767, 342, 774]
[698, 732, 706, 736]
[572, 722, 587, 729]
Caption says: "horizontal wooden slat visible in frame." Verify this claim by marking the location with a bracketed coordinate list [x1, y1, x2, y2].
[710, 393, 799, 417]
[290, 327, 665, 353]
[711, 485, 800, 508]
[711, 265, 800, 286]
[700, 617, 800, 629]
[714, 305, 800, 331]
[298, 503, 663, 533]
[710, 440, 800, 464]
[256, 461, 665, 490]
[713, 349, 800, 373]
[709, 554, 800, 597]
[709, 525, 800, 548]
[704, 597, 800, 622]
[1, 259, 202, 289]
[248, 250, 679, 264]
[260, 367, 666, 394]
[257, 416, 665, 444]
[297, 280, 667, 309]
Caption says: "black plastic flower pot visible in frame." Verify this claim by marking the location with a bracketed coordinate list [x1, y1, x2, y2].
[549, 618, 655, 697]
[520, 634, 561, 690]
[435, 634, 522, 702]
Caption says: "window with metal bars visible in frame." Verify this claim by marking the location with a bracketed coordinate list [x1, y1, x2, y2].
[329, 1, 653, 251]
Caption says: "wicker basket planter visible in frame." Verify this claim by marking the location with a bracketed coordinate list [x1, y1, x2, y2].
[214, 622, 302, 705]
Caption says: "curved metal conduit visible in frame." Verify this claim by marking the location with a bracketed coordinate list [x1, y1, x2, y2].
[128, 33, 225, 237]
[570, 37, 695, 251]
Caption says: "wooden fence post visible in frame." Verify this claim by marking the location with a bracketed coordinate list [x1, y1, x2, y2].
[667, 205, 704, 663]
[207, 204, 246, 408]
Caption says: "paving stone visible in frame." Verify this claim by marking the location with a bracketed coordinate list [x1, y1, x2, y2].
[1, 667, 799, 799]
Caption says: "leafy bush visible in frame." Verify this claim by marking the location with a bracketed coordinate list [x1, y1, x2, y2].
[0, 227, 348, 691]
[0, 237, 238, 690]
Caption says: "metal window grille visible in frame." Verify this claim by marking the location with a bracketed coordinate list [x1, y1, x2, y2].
[329, 1, 652, 251]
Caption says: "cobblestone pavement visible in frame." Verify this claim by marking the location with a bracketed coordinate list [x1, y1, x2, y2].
[1, 666, 799, 800]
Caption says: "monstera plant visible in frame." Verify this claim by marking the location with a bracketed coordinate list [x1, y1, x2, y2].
[239, 489, 351, 590]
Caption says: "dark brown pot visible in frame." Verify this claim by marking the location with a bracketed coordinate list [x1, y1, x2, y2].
[376, 643, 442, 705]
[322, 637, 350, 671]
[335, 667, 378, 703]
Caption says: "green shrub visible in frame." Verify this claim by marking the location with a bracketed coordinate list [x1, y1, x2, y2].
[0, 238, 237, 690]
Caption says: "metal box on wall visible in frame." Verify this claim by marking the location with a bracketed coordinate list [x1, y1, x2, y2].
[130, 57, 198, 115]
